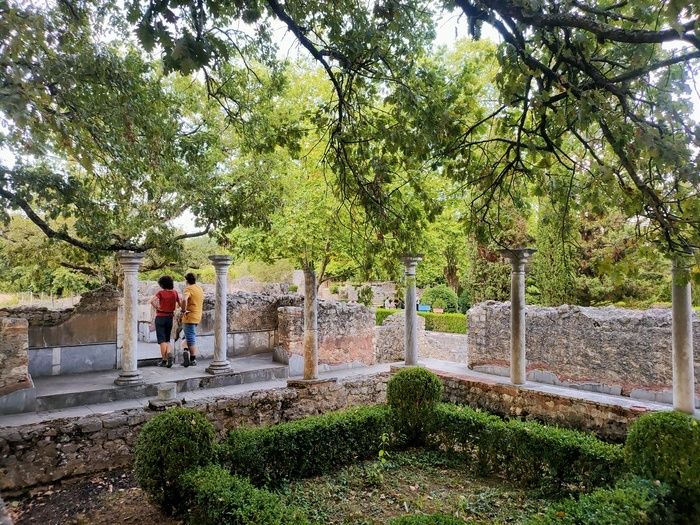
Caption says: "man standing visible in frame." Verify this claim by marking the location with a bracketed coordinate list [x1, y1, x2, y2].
[181, 272, 204, 367]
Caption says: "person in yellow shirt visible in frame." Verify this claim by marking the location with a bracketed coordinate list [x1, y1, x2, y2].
[180, 272, 204, 367]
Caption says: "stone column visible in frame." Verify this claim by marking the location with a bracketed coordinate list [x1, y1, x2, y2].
[499, 248, 536, 385]
[672, 255, 696, 414]
[402, 255, 423, 366]
[115, 251, 145, 386]
[302, 266, 318, 380]
[206, 255, 233, 375]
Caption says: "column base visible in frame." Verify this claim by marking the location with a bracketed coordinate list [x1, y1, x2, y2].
[206, 360, 233, 375]
[114, 371, 144, 386]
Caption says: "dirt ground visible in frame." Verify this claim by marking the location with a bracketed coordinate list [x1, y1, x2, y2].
[5, 469, 179, 525]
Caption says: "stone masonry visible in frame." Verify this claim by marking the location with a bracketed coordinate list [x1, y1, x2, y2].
[276, 301, 375, 374]
[0, 318, 30, 397]
[468, 301, 700, 398]
[0, 373, 388, 493]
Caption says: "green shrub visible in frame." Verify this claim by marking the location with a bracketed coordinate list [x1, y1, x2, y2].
[420, 285, 459, 312]
[526, 476, 674, 525]
[389, 514, 466, 524]
[330, 284, 339, 294]
[625, 411, 700, 519]
[133, 407, 216, 513]
[221, 405, 391, 487]
[458, 290, 470, 314]
[432, 404, 625, 490]
[288, 284, 298, 293]
[358, 285, 374, 306]
[418, 312, 467, 333]
[181, 465, 309, 525]
[376, 307, 400, 325]
[387, 368, 443, 444]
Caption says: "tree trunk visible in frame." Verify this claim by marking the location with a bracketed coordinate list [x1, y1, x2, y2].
[302, 264, 318, 380]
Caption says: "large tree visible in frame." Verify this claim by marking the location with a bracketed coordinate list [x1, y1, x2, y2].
[132, 0, 700, 255]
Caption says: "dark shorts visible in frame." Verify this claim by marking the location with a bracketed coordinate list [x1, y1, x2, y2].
[183, 323, 197, 347]
[155, 316, 173, 344]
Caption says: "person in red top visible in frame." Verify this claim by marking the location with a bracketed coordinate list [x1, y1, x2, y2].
[150, 275, 181, 368]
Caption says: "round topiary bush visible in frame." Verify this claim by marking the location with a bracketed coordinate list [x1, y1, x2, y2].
[134, 407, 216, 514]
[387, 367, 443, 444]
[625, 411, 700, 519]
[420, 285, 459, 313]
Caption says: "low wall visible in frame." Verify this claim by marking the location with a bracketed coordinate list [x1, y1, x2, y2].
[0, 373, 387, 493]
[468, 302, 700, 401]
[276, 302, 375, 375]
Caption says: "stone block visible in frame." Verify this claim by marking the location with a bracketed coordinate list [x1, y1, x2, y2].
[28, 348, 53, 377]
[60, 344, 117, 374]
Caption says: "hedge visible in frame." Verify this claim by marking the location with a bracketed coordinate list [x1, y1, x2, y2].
[220, 405, 391, 486]
[419, 312, 467, 333]
[526, 477, 674, 525]
[180, 465, 310, 525]
[375, 308, 467, 334]
[387, 367, 443, 445]
[431, 404, 625, 490]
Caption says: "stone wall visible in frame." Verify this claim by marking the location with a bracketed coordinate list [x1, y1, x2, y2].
[468, 302, 700, 398]
[0, 319, 30, 398]
[275, 301, 375, 375]
[0, 373, 387, 493]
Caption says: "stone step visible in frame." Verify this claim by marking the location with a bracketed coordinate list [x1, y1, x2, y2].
[30, 354, 288, 413]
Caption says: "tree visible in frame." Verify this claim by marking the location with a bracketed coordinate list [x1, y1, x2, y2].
[132, 0, 700, 255]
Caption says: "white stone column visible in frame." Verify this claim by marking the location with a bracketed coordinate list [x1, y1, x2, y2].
[402, 255, 423, 366]
[302, 266, 319, 380]
[207, 255, 233, 375]
[115, 251, 145, 386]
[499, 248, 536, 385]
[672, 255, 696, 414]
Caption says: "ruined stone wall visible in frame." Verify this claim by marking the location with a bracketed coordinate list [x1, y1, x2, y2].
[468, 302, 700, 397]
[0, 286, 119, 348]
[0, 319, 30, 397]
[276, 301, 375, 374]
[0, 373, 387, 493]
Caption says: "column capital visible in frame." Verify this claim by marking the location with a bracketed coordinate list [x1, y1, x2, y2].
[401, 254, 424, 275]
[498, 248, 536, 267]
[117, 251, 145, 272]
[209, 255, 233, 272]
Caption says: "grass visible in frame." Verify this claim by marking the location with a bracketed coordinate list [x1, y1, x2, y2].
[278, 450, 557, 524]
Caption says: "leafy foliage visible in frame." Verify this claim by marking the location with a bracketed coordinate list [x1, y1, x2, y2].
[220, 405, 391, 487]
[357, 285, 374, 307]
[387, 368, 443, 445]
[625, 411, 700, 520]
[431, 404, 624, 491]
[419, 312, 467, 334]
[420, 285, 459, 312]
[180, 465, 310, 525]
[133, 408, 216, 514]
[389, 515, 466, 525]
[526, 476, 674, 525]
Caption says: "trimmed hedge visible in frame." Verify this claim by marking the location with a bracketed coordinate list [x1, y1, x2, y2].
[133, 407, 216, 514]
[526, 477, 674, 525]
[181, 465, 310, 525]
[389, 514, 466, 524]
[220, 405, 391, 486]
[625, 411, 700, 520]
[419, 312, 467, 333]
[376, 308, 400, 325]
[431, 404, 624, 490]
[375, 308, 467, 334]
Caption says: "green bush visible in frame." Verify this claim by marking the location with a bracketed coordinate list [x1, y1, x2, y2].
[420, 285, 459, 312]
[387, 368, 443, 445]
[418, 312, 467, 333]
[625, 411, 700, 519]
[432, 404, 625, 490]
[376, 307, 400, 325]
[288, 284, 298, 293]
[458, 290, 470, 314]
[181, 465, 309, 525]
[389, 514, 466, 524]
[330, 284, 339, 294]
[526, 476, 674, 525]
[221, 405, 391, 487]
[358, 285, 374, 306]
[133, 407, 216, 514]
